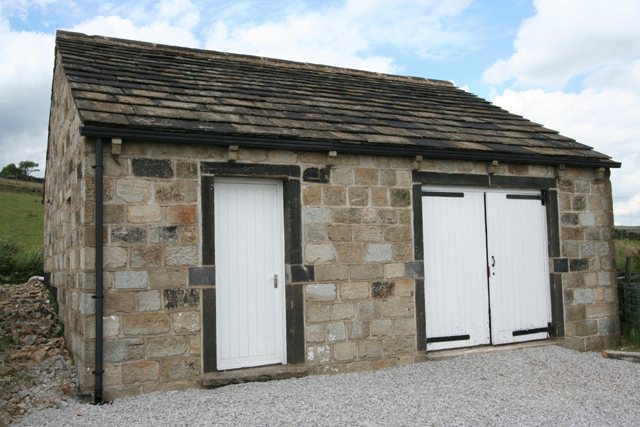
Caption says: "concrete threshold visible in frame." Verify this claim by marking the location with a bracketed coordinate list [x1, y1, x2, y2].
[202, 364, 309, 388]
[602, 350, 640, 363]
[425, 339, 560, 362]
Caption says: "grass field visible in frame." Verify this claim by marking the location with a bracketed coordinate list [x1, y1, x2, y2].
[0, 176, 43, 191]
[0, 189, 44, 249]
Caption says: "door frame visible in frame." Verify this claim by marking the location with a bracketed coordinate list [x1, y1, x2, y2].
[199, 162, 308, 373]
[411, 171, 564, 352]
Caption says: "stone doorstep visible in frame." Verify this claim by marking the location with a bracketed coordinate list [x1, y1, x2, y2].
[602, 350, 640, 363]
[425, 339, 560, 362]
[202, 364, 309, 388]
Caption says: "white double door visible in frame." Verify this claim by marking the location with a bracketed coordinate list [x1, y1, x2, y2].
[423, 186, 552, 351]
[215, 178, 287, 370]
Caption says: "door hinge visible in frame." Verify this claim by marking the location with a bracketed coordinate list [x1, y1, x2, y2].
[427, 334, 471, 344]
[512, 323, 552, 336]
[274, 274, 278, 288]
[506, 193, 545, 206]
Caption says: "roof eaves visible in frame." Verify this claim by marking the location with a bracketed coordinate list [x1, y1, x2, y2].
[78, 125, 622, 169]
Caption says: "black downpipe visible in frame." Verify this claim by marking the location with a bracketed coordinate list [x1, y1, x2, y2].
[93, 137, 104, 404]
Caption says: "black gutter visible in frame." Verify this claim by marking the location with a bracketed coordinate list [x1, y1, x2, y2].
[92, 137, 104, 404]
[80, 125, 621, 169]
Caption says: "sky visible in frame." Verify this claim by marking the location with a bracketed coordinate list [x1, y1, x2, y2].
[1, 0, 639, 225]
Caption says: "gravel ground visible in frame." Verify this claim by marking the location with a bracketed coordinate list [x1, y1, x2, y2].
[19, 345, 640, 426]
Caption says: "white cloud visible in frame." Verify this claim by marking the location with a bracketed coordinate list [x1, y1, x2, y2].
[0, 16, 54, 177]
[70, 15, 200, 47]
[493, 88, 640, 225]
[207, 17, 396, 73]
[0, 0, 59, 18]
[0, 130, 48, 178]
[69, 0, 201, 47]
[615, 194, 640, 225]
[494, 88, 640, 156]
[155, 0, 200, 30]
[205, 0, 476, 73]
[345, 0, 476, 58]
[483, 0, 640, 88]
[586, 59, 640, 94]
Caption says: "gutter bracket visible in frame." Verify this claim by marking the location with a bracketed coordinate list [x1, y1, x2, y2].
[111, 138, 122, 156]
[488, 160, 499, 175]
[228, 145, 239, 162]
[412, 155, 423, 171]
[327, 150, 338, 167]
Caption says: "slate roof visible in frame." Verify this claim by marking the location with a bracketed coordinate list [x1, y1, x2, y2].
[54, 31, 619, 168]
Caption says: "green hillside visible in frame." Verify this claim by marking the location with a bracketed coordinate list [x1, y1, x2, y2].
[0, 181, 45, 249]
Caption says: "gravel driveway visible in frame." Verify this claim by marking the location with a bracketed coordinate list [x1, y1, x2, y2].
[20, 345, 640, 426]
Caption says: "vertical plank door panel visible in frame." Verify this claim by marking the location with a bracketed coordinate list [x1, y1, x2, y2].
[215, 179, 286, 370]
[423, 189, 491, 351]
[486, 192, 552, 345]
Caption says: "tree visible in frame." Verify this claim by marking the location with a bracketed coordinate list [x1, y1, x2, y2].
[0, 163, 25, 176]
[18, 161, 39, 176]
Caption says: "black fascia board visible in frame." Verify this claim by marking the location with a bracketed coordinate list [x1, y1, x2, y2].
[79, 125, 622, 169]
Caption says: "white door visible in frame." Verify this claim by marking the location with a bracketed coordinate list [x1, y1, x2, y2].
[486, 191, 552, 345]
[423, 189, 491, 351]
[423, 186, 551, 350]
[215, 178, 286, 370]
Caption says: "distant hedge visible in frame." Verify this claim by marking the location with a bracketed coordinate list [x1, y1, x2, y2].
[0, 174, 44, 184]
[615, 228, 640, 242]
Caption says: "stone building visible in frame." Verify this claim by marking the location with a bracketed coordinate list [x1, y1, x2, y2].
[45, 30, 621, 401]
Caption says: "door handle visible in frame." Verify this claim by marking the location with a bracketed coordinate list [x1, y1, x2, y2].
[274, 274, 278, 288]
[491, 256, 495, 267]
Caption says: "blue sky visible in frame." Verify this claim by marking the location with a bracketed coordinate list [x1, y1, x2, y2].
[1, 0, 639, 224]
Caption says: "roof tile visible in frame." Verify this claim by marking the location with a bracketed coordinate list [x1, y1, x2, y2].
[125, 115, 182, 128]
[79, 110, 129, 125]
[75, 99, 136, 115]
[115, 95, 156, 106]
[132, 105, 196, 120]
[55, 31, 617, 167]
[72, 91, 118, 102]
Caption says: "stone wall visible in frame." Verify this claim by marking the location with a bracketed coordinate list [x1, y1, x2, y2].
[299, 153, 419, 374]
[556, 168, 618, 350]
[46, 113, 618, 398]
[44, 52, 90, 394]
[77, 141, 207, 400]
